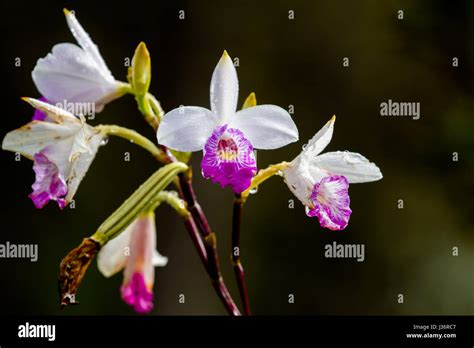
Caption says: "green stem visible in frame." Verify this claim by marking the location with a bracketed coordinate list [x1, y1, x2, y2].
[242, 162, 290, 200]
[96, 124, 167, 163]
[136, 94, 159, 130]
[147, 93, 165, 120]
[145, 191, 188, 218]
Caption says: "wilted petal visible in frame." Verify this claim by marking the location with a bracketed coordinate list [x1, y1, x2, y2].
[210, 51, 238, 123]
[310, 151, 383, 184]
[307, 175, 352, 231]
[201, 125, 257, 193]
[230, 105, 299, 149]
[29, 152, 68, 209]
[157, 106, 218, 152]
[22, 97, 78, 123]
[2, 120, 81, 159]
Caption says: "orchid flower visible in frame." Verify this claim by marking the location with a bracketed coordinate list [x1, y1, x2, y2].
[157, 51, 299, 193]
[97, 212, 168, 313]
[2, 98, 105, 208]
[32, 9, 127, 113]
[283, 116, 383, 230]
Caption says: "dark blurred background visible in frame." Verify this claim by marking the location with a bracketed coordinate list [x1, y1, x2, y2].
[0, 0, 473, 316]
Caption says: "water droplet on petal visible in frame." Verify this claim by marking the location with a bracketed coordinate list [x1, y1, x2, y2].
[249, 186, 258, 194]
[100, 137, 109, 146]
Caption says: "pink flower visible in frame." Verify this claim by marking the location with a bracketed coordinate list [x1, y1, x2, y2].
[97, 212, 168, 313]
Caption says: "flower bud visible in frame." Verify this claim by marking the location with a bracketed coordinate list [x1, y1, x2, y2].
[131, 42, 151, 97]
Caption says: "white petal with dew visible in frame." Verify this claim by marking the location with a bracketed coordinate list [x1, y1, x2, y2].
[32, 43, 119, 109]
[230, 105, 299, 149]
[157, 106, 219, 152]
[311, 151, 383, 184]
[210, 51, 239, 123]
[64, 9, 113, 79]
[301, 116, 335, 159]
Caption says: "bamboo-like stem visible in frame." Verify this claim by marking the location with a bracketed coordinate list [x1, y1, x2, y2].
[232, 193, 251, 315]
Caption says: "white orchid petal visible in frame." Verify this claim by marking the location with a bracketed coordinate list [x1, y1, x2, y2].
[283, 159, 326, 207]
[2, 121, 81, 158]
[152, 250, 168, 267]
[302, 116, 335, 158]
[41, 137, 76, 179]
[97, 223, 134, 278]
[311, 151, 383, 183]
[32, 43, 120, 110]
[64, 9, 113, 79]
[157, 106, 218, 152]
[64, 129, 103, 201]
[210, 51, 238, 122]
[230, 105, 299, 149]
[22, 97, 77, 122]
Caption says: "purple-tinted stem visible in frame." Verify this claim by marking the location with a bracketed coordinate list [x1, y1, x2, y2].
[183, 215, 208, 266]
[178, 170, 212, 236]
[205, 233, 241, 316]
[157, 144, 240, 315]
[178, 169, 240, 315]
[232, 193, 251, 315]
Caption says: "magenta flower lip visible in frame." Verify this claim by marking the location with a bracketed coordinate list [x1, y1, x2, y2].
[121, 272, 154, 314]
[201, 125, 257, 193]
[29, 152, 68, 209]
[307, 175, 352, 231]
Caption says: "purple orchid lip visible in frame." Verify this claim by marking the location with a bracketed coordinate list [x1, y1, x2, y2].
[121, 272, 154, 313]
[201, 124, 257, 193]
[29, 152, 68, 209]
[307, 174, 352, 231]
